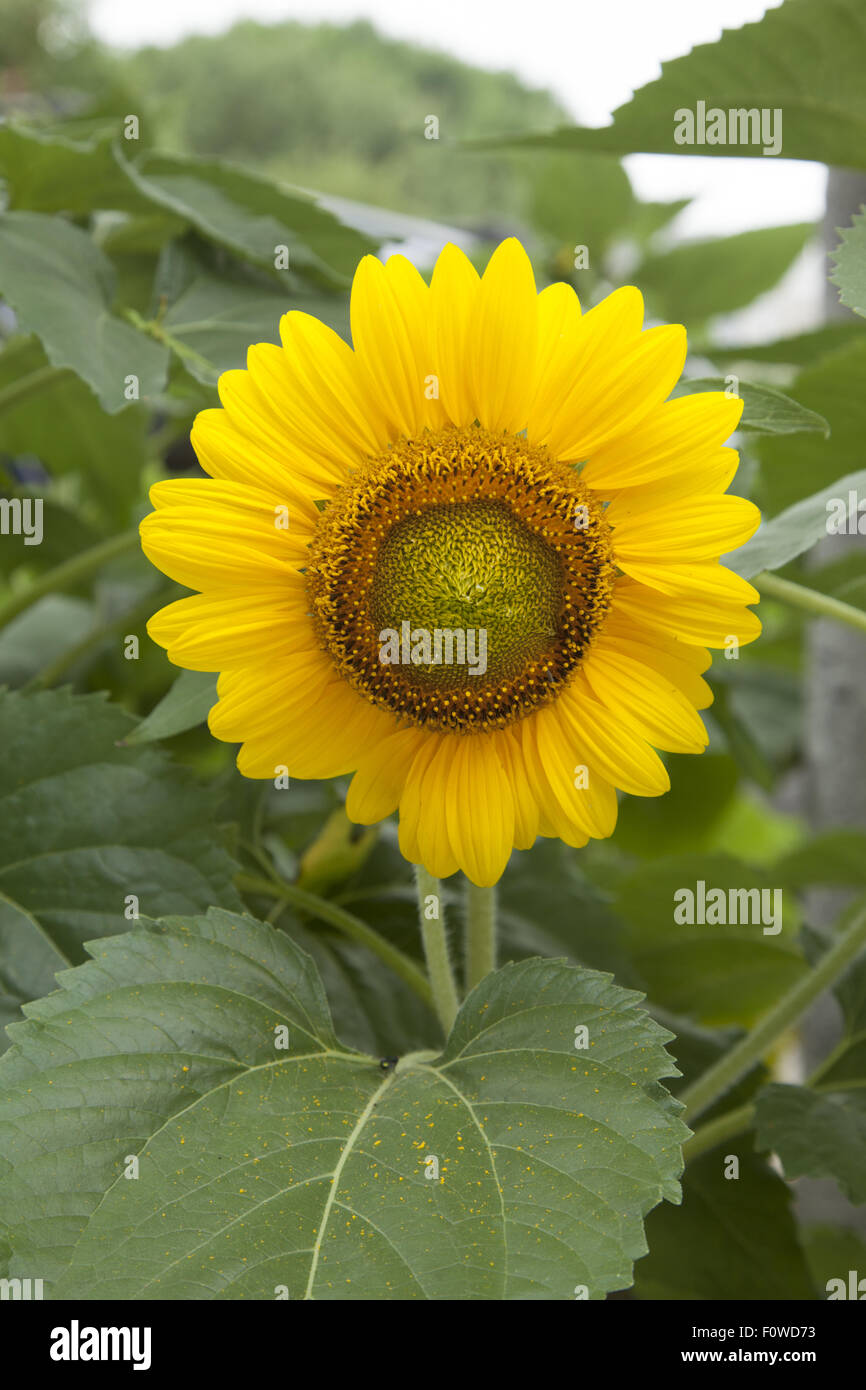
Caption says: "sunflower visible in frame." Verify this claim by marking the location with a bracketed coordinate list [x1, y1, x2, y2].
[140, 239, 760, 888]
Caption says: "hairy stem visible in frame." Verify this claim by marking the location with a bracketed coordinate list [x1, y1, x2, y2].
[465, 881, 496, 990]
[756, 570, 866, 636]
[235, 871, 433, 1010]
[0, 529, 140, 631]
[0, 363, 70, 414]
[682, 1101, 756, 1162]
[415, 865, 459, 1036]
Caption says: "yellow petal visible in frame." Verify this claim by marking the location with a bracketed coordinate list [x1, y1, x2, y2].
[140, 505, 309, 592]
[596, 619, 713, 709]
[346, 725, 427, 824]
[614, 575, 762, 647]
[190, 408, 334, 504]
[531, 706, 619, 840]
[429, 242, 480, 427]
[617, 560, 760, 604]
[528, 286, 644, 447]
[530, 281, 582, 405]
[444, 735, 515, 886]
[147, 590, 313, 671]
[494, 728, 540, 850]
[148, 477, 317, 537]
[210, 652, 334, 741]
[613, 495, 761, 564]
[469, 238, 538, 432]
[398, 737, 459, 880]
[350, 253, 444, 439]
[604, 449, 738, 523]
[217, 367, 345, 492]
[580, 646, 709, 754]
[279, 310, 389, 460]
[549, 323, 688, 461]
[557, 676, 671, 797]
[581, 391, 743, 489]
[235, 680, 393, 779]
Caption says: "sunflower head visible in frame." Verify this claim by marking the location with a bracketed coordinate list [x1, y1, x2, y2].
[140, 239, 761, 886]
[307, 423, 617, 732]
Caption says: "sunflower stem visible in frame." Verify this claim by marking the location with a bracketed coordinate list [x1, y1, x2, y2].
[0, 362, 71, 414]
[682, 1102, 756, 1163]
[22, 583, 174, 691]
[415, 866, 459, 1037]
[756, 570, 866, 635]
[679, 902, 866, 1124]
[0, 529, 140, 632]
[235, 871, 433, 1010]
[465, 881, 497, 990]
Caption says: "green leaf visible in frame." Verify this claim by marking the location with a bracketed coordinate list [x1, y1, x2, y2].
[614, 853, 805, 1025]
[755, 1084, 866, 1204]
[613, 755, 741, 857]
[0, 689, 240, 1044]
[0, 337, 151, 520]
[0, 896, 61, 1050]
[773, 831, 866, 889]
[0, 493, 102, 580]
[707, 321, 866, 369]
[529, 152, 635, 257]
[281, 914, 440, 1058]
[0, 212, 168, 412]
[477, 0, 866, 171]
[708, 688, 776, 791]
[629, 198, 691, 243]
[117, 150, 374, 287]
[634, 1151, 815, 1300]
[638, 224, 814, 323]
[727, 469, 866, 577]
[830, 206, 866, 319]
[160, 274, 348, 384]
[0, 911, 688, 1299]
[758, 340, 866, 513]
[0, 126, 150, 215]
[674, 376, 829, 436]
[802, 1223, 866, 1293]
[124, 669, 218, 745]
[0, 596, 94, 686]
[497, 840, 640, 986]
[709, 665, 803, 776]
[808, 553, 866, 612]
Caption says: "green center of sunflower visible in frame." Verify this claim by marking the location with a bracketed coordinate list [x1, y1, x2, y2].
[369, 500, 562, 688]
[306, 424, 616, 733]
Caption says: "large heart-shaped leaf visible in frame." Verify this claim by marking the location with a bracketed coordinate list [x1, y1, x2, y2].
[477, 0, 866, 172]
[0, 910, 688, 1300]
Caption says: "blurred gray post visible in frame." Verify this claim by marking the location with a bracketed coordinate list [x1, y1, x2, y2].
[797, 168, 866, 1234]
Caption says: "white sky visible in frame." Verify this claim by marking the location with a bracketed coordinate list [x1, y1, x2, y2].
[87, 0, 827, 267]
